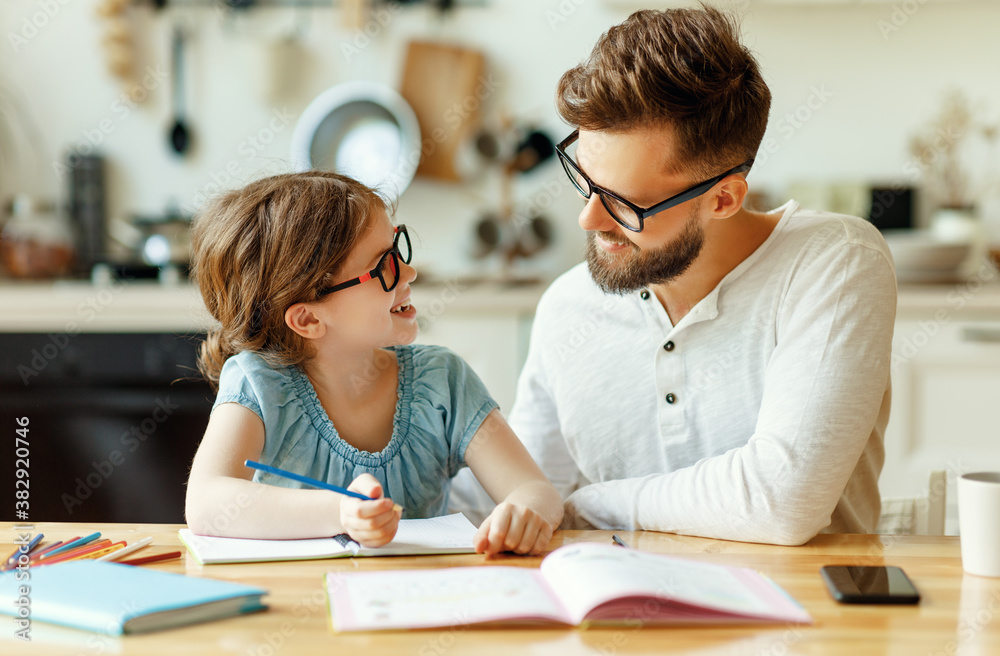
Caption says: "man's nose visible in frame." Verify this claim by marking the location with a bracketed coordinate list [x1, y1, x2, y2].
[578, 194, 619, 233]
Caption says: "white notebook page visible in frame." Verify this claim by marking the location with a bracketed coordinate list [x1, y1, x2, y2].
[179, 513, 478, 564]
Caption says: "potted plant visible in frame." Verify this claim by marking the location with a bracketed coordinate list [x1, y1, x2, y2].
[908, 90, 998, 244]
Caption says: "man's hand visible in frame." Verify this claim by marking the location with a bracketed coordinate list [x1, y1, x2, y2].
[339, 473, 401, 547]
[474, 501, 555, 557]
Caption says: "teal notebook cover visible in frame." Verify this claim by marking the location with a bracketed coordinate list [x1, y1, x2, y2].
[0, 560, 267, 635]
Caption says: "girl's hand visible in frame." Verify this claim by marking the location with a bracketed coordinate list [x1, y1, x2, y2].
[474, 501, 555, 557]
[339, 473, 401, 548]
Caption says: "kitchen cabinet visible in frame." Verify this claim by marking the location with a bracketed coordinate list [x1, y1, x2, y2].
[414, 302, 535, 414]
[883, 282, 1000, 534]
[0, 332, 213, 524]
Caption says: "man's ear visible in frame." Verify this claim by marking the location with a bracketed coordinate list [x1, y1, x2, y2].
[708, 176, 749, 219]
[284, 302, 326, 340]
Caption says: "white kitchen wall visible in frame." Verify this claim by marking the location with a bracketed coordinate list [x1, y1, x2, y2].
[1, 0, 999, 278]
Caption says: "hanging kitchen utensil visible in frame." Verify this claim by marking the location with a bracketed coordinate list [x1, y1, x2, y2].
[168, 27, 192, 156]
[469, 211, 503, 259]
[509, 129, 555, 174]
[399, 40, 485, 182]
[516, 213, 553, 258]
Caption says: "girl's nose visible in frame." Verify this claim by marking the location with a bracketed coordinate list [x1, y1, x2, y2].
[400, 260, 417, 285]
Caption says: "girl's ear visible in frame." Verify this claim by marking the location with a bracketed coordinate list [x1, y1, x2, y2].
[284, 303, 326, 340]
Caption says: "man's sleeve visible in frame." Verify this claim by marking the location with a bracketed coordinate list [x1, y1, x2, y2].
[564, 236, 897, 545]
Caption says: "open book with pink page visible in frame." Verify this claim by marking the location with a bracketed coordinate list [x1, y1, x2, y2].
[326, 543, 812, 632]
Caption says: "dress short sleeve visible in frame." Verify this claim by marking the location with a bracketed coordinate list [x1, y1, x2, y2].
[215, 352, 266, 420]
[212, 351, 303, 469]
[405, 345, 499, 477]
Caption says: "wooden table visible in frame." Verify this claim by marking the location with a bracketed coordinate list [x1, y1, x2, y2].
[2, 523, 999, 655]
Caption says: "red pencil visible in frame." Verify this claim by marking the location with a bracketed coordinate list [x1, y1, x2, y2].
[34, 540, 113, 567]
[118, 551, 182, 566]
[30, 540, 65, 558]
[29, 538, 75, 563]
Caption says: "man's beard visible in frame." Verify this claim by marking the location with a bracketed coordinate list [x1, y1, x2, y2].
[585, 208, 705, 294]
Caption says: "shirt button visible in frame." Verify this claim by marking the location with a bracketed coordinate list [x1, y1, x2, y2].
[639, 289, 650, 300]
[665, 393, 676, 404]
[663, 341, 675, 352]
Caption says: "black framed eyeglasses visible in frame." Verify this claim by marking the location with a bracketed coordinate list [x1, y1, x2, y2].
[555, 130, 754, 233]
[317, 225, 412, 297]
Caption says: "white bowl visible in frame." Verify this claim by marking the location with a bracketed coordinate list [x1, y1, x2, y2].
[290, 82, 421, 199]
[884, 230, 971, 273]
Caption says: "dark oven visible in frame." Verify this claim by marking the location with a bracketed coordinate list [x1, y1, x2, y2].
[1, 332, 212, 523]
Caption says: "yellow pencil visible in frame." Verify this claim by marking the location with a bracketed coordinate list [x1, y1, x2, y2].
[76, 541, 127, 560]
[96, 536, 154, 562]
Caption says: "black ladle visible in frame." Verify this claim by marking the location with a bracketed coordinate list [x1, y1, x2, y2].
[168, 27, 191, 155]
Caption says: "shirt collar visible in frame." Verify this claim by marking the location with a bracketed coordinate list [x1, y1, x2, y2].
[635, 200, 798, 334]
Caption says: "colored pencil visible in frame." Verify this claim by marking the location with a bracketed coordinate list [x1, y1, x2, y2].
[245, 460, 404, 512]
[0, 546, 19, 568]
[26, 540, 67, 563]
[75, 541, 127, 561]
[96, 536, 153, 562]
[118, 551, 182, 566]
[38, 532, 101, 560]
[34, 540, 113, 567]
[26, 534, 46, 556]
[0, 533, 44, 571]
[29, 538, 78, 565]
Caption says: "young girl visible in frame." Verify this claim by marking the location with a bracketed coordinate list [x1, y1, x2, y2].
[185, 171, 563, 556]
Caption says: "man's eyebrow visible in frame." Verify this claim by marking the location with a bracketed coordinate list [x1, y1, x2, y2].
[577, 157, 645, 206]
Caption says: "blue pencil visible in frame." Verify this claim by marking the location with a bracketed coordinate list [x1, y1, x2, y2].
[244, 460, 403, 511]
[1, 533, 43, 570]
[38, 532, 101, 560]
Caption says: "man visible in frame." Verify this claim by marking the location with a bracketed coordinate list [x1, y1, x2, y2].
[504, 7, 895, 545]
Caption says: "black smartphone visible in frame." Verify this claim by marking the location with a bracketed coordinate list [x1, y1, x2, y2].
[820, 565, 920, 604]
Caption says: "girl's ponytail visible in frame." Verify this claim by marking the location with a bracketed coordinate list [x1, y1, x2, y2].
[197, 329, 238, 392]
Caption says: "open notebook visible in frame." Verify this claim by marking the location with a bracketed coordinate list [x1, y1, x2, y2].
[326, 543, 812, 631]
[179, 513, 478, 565]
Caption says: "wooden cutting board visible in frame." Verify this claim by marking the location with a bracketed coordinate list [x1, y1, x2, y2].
[399, 41, 486, 182]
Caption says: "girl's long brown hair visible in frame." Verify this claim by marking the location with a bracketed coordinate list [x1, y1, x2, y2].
[191, 171, 389, 390]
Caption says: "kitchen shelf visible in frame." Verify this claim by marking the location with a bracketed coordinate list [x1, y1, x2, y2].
[133, 0, 488, 9]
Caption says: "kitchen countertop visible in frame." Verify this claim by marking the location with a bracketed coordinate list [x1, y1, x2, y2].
[0, 278, 550, 333]
[2, 276, 1000, 333]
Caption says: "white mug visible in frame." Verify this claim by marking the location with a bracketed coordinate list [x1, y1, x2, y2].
[959, 472, 1000, 577]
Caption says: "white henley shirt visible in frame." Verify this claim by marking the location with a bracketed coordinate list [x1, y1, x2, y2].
[505, 200, 896, 545]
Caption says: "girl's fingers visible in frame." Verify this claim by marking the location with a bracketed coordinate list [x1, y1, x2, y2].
[349, 508, 401, 547]
[351, 497, 395, 520]
[485, 506, 513, 556]
[473, 518, 492, 553]
[528, 522, 553, 555]
[513, 517, 543, 554]
[344, 501, 396, 529]
[503, 512, 528, 552]
[347, 473, 384, 499]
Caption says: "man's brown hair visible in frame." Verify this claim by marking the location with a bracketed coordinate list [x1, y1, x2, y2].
[191, 171, 389, 390]
[556, 6, 770, 179]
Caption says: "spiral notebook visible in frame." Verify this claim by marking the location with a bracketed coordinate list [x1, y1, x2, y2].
[179, 513, 478, 565]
